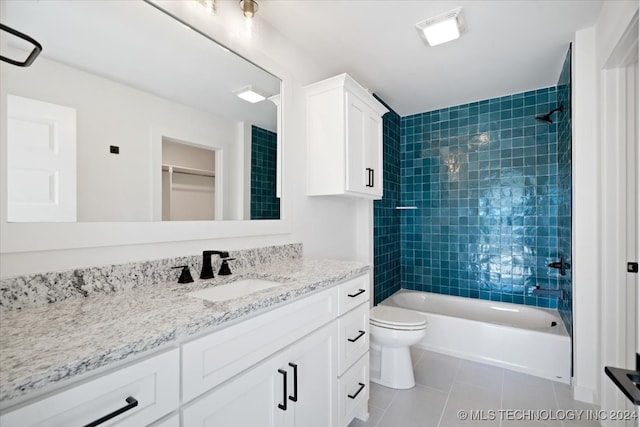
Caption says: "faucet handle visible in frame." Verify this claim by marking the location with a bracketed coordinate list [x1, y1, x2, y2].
[172, 265, 194, 284]
[218, 258, 236, 276]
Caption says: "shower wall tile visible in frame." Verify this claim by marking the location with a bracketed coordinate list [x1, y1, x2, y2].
[400, 87, 564, 309]
[251, 125, 280, 220]
[556, 46, 573, 336]
[374, 103, 402, 304]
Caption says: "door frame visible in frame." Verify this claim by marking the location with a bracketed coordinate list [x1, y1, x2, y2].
[598, 11, 638, 423]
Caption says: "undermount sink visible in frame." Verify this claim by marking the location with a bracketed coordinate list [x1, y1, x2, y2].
[187, 279, 283, 303]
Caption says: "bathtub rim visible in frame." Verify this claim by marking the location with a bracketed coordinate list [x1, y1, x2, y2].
[378, 289, 572, 384]
[382, 289, 570, 338]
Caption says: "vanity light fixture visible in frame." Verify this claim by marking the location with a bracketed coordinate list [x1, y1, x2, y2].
[415, 7, 464, 47]
[234, 85, 266, 103]
[239, 0, 258, 18]
[197, 0, 216, 14]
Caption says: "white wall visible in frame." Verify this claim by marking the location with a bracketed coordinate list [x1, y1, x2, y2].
[571, 0, 639, 406]
[4, 53, 241, 222]
[0, 0, 372, 276]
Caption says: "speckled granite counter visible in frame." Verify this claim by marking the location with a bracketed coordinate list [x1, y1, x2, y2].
[0, 258, 369, 403]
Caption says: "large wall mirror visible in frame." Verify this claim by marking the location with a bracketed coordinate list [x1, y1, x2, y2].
[2, 0, 281, 223]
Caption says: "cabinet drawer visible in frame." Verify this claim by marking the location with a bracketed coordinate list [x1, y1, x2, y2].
[182, 286, 338, 402]
[0, 349, 179, 427]
[338, 274, 370, 315]
[338, 353, 369, 427]
[338, 302, 369, 374]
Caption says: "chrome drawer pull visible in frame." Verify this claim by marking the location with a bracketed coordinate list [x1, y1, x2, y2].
[348, 330, 366, 342]
[83, 396, 138, 427]
[348, 383, 366, 399]
[347, 289, 365, 298]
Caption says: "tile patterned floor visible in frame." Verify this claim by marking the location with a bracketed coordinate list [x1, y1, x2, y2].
[349, 348, 602, 427]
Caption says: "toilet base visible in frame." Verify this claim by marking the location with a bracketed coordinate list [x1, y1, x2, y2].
[369, 345, 416, 389]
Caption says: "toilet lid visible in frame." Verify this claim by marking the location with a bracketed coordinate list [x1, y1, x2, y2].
[370, 306, 427, 329]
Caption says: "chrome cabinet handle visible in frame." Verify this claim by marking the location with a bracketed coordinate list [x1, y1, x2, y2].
[83, 396, 138, 427]
[278, 369, 288, 411]
[348, 330, 366, 343]
[348, 383, 366, 399]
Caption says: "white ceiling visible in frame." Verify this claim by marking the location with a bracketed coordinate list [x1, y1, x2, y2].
[258, 0, 604, 116]
[5, 0, 280, 131]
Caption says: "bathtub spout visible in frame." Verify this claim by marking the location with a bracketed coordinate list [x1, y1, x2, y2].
[532, 286, 564, 300]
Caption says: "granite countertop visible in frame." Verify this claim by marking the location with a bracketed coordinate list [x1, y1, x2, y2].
[0, 258, 369, 403]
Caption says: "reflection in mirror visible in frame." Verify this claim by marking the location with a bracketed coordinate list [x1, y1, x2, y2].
[2, 0, 281, 222]
[162, 139, 217, 221]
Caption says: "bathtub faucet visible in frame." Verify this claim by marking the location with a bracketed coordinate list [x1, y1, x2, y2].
[548, 257, 568, 276]
[532, 286, 564, 300]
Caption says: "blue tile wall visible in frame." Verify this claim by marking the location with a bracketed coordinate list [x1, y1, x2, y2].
[250, 125, 280, 220]
[374, 103, 402, 304]
[399, 87, 565, 309]
[557, 46, 573, 336]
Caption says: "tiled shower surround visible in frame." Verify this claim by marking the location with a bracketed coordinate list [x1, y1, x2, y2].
[251, 125, 280, 220]
[400, 86, 565, 309]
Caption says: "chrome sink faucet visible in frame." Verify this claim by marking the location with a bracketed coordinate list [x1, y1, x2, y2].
[200, 250, 229, 280]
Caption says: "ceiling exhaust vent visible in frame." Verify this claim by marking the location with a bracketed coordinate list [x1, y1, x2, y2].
[415, 7, 465, 47]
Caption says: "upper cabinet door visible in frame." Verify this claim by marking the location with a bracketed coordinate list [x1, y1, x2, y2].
[346, 93, 383, 197]
[306, 74, 387, 200]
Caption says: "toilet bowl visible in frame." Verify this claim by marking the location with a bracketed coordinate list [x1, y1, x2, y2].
[369, 305, 427, 389]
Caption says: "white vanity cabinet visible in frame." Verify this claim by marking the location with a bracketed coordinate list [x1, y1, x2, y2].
[0, 349, 180, 427]
[0, 273, 371, 427]
[306, 73, 388, 199]
[182, 322, 337, 427]
[336, 275, 371, 426]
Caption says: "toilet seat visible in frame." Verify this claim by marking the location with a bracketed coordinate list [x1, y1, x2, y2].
[370, 306, 427, 331]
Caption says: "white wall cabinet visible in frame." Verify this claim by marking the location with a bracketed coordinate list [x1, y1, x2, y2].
[306, 74, 388, 199]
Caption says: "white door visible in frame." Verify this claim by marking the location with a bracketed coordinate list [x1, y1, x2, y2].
[7, 95, 76, 222]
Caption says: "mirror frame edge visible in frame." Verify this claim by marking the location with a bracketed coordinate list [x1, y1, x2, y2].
[0, 0, 291, 255]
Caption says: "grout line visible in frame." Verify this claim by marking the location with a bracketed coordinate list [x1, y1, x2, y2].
[499, 366, 505, 427]
[436, 356, 462, 427]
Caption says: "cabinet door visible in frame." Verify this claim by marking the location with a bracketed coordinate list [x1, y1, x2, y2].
[364, 109, 383, 197]
[285, 322, 338, 427]
[345, 92, 383, 198]
[182, 353, 287, 427]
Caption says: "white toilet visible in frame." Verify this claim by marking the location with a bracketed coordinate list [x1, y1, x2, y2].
[369, 305, 428, 389]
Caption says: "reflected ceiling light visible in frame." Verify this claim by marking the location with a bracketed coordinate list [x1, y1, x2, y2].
[197, 0, 216, 14]
[234, 85, 266, 103]
[415, 7, 464, 47]
[239, 0, 259, 18]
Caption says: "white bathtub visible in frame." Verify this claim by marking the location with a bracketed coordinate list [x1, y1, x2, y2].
[380, 290, 571, 384]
